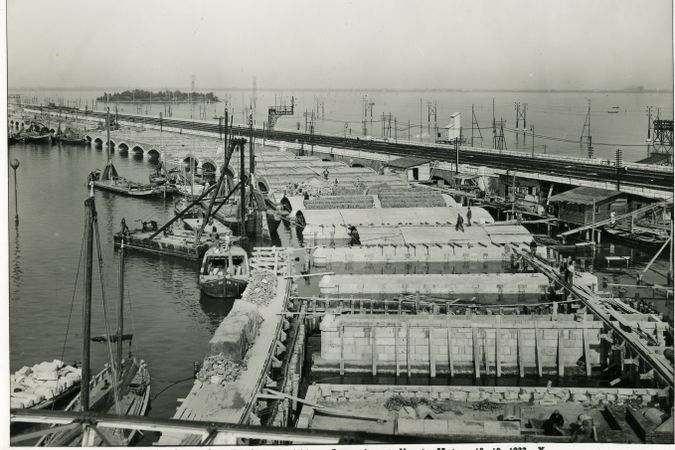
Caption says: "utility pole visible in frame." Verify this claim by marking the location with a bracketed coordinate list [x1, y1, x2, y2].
[580, 100, 593, 158]
[531, 125, 535, 157]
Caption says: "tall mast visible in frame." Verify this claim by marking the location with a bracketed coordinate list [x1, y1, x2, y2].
[117, 239, 125, 370]
[106, 107, 111, 163]
[239, 138, 246, 237]
[81, 189, 96, 411]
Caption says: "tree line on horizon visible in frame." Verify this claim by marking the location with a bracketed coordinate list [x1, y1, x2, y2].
[96, 89, 219, 103]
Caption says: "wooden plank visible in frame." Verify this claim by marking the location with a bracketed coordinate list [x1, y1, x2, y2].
[483, 329, 490, 375]
[447, 326, 454, 377]
[371, 327, 377, 376]
[339, 325, 345, 376]
[406, 325, 411, 376]
[535, 328, 543, 377]
[558, 329, 564, 377]
[496, 329, 502, 377]
[429, 328, 436, 377]
[517, 329, 524, 378]
[583, 329, 592, 377]
[394, 326, 399, 377]
[472, 327, 480, 379]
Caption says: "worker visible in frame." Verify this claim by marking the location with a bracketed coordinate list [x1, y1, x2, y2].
[566, 259, 575, 285]
[455, 213, 465, 232]
[120, 218, 130, 236]
[543, 410, 565, 436]
[466, 206, 472, 226]
[347, 225, 361, 246]
[323, 168, 329, 180]
[529, 239, 538, 255]
[610, 211, 616, 227]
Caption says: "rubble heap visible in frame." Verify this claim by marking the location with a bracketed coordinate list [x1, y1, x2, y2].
[196, 353, 245, 386]
[240, 270, 277, 307]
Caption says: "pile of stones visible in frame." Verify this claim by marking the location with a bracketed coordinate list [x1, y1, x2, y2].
[196, 353, 245, 386]
[241, 270, 277, 307]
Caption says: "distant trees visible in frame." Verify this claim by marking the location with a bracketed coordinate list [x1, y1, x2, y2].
[97, 89, 219, 103]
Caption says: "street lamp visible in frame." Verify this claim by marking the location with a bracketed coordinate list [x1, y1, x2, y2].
[10, 158, 20, 223]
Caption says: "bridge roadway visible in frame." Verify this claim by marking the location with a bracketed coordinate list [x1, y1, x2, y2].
[37, 106, 675, 192]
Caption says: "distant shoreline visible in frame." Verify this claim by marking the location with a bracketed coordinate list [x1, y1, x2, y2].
[9, 87, 673, 94]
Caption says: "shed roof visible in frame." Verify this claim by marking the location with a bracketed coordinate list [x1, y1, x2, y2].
[549, 187, 623, 205]
[385, 156, 431, 169]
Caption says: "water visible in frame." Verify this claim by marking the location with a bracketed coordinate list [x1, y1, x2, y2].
[8, 142, 234, 427]
[11, 89, 674, 162]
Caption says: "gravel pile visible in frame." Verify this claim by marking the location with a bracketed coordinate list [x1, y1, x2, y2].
[384, 394, 431, 411]
[196, 353, 245, 386]
[241, 270, 277, 307]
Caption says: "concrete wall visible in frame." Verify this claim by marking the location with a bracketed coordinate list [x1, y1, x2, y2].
[318, 273, 550, 299]
[316, 313, 603, 375]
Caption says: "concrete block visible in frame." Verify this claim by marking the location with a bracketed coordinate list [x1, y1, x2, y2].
[208, 301, 261, 361]
[453, 391, 469, 402]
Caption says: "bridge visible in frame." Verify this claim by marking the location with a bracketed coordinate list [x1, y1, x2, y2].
[26, 105, 674, 199]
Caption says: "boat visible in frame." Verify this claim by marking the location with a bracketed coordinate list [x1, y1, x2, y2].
[90, 164, 164, 197]
[23, 131, 52, 143]
[607, 106, 620, 114]
[603, 224, 670, 251]
[198, 239, 249, 298]
[10, 361, 81, 411]
[113, 220, 214, 261]
[37, 195, 150, 447]
[56, 127, 88, 145]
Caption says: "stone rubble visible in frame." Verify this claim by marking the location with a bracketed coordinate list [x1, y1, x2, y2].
[240, 270, 277, 307]
[196, 353, 246, 386]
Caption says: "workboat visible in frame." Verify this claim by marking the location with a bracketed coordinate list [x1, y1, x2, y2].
[22, 131, 52, 144]
[36, 191, 150, 447]
[113, 220, 213, 261]
[198, 239, 249, 298]
[90, 163, 163, 197]
[603, 225, 669, 251]
[55, 127, 88, 145]
[10, 361, 81, 410]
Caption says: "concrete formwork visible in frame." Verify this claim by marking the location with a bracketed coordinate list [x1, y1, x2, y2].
[318, 273, 550, 299]
[316, 313, 604, 375]
[300, 206, 494, 238]
[312, 241, 547, 266]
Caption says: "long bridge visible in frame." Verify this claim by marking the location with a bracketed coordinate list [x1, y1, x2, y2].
[22, 105, 675, 198]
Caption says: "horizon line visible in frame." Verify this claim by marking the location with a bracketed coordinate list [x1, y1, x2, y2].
[8, 86, 674, 94]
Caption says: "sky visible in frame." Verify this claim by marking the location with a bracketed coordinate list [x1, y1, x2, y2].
[6, 0, 674, 90]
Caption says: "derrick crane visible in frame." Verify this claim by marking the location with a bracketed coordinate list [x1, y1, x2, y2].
[267, 96, 294, 130]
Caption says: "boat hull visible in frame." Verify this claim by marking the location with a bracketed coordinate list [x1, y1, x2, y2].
[114, 232, 210, 261]
[603, 226, 669, 251]
[199, 276, 248, 298]
[93, 180, 163, 197]
[23, 134, 52, 144]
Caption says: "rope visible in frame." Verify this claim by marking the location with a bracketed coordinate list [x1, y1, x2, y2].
[93, 222, 122, 415]
[60, 213, 87, 362]
[150, 376, 193, 401]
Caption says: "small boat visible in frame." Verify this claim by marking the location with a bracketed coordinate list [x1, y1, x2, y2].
[36, 191, 151, 447]
[198, 239, 249, 298]
[22, 132, 52, 143]
[90, 164, 164, 197]
[603, 225, 669, 251]
[10, 361, 81, 410]
[113, 222, 213, 261]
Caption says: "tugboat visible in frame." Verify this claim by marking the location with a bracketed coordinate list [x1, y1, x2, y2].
[198, 237, 249, 298]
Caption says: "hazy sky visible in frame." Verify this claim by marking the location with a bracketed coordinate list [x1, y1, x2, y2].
[6, 0, 674, 90]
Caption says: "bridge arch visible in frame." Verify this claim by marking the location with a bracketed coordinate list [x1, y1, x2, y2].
[93, 138, 103, 148]
[117, 142, 129, 154]
[183, 156, 198, 172]
[131, 145, 144, 155]
[147, 149, 160, 159]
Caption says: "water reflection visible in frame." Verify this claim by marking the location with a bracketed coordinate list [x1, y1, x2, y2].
[11, 220, 22, 298]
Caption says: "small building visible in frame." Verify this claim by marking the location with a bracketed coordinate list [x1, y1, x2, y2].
[549, 187, 628, 226]
[383, 157, 431, 182]
[442, 112, 462, 142]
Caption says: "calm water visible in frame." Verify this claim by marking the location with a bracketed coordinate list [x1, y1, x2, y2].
[8, 142, 236, 426]
[11, 89, 674, 162]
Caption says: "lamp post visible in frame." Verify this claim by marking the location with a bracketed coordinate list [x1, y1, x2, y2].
[10, 159, 20, 224]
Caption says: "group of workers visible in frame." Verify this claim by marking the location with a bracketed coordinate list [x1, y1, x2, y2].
[542, 410, 596, 442]
[455, 206, 472, 232]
